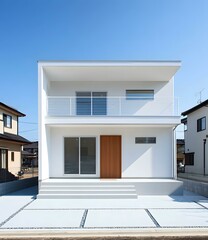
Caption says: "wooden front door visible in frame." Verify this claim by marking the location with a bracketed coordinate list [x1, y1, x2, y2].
[100, 135, 121, 178]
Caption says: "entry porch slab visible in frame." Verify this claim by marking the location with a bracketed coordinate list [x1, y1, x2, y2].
[38, 179, 183, 199]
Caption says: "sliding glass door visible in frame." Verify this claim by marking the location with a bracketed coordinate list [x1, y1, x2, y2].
[64, 137, 96, 175]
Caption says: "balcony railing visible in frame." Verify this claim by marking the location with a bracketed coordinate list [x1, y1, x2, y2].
[47, 96, 179, 117]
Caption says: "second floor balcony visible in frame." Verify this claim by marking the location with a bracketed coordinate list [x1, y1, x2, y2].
[47, 95, 179, 118]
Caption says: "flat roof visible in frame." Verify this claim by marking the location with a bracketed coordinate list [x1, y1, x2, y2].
[182, 99, 208, 116]
[38, 60, 181, 66]
[39, 61, 181, 82]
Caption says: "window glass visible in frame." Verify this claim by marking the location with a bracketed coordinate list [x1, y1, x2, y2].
[64, 137, 96, 175]
[135, 137, 156, 144]
[202, 117, 206, 130]
[76, 92, 107, 115]
[3, 114, 12, 128]
[0, 149, 7, 169]
[197, 117, 206, 132]
[64, 138, 79, 174]
[126, 90, 154, 100]
[76, 92, 91, 115]
[185, 152, 194, 165]
[92, 92, 107, 115]
[80, 137, 96, 174]
[11, 152, 14, 161]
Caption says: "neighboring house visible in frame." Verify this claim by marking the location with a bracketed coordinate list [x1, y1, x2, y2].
[38, 61, 183, 198]
[182, 99, 208, 175]
[22, 141, 38, 167]
[0, 102, 30, 181]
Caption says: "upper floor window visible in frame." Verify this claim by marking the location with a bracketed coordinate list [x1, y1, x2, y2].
[76, 92, 107, 115]
[197, 117, 206, 132]
[3, 114, 12, 128]
[126, 90, 154, 100]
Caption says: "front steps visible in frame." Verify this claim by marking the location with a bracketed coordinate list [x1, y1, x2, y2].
[37, 179, 183, 199]
[37, 181, 138, 199]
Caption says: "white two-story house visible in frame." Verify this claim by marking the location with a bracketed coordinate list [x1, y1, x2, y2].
[38, 61, 183, 198]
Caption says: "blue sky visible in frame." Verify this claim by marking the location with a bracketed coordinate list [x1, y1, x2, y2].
[0, 0, 208, 141]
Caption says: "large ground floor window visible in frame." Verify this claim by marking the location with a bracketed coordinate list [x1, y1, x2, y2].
[64, 137, 96, 175]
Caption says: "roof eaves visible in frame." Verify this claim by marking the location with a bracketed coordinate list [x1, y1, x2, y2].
[0, 102, 25, 117]
[38, 60, 181, 68]
[181, 117, 187, 123]
[0, 133, 30, 144]
[181, 99, 208, 116]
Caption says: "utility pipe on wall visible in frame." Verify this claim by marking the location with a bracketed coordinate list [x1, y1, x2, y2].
[203, 139, 206, 176]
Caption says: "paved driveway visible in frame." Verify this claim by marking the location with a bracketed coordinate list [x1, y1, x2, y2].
[0, 186, 208, 230]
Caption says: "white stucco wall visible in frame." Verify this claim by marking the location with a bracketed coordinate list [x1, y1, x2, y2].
[48, 126, 173, 178]
[39, 64, 179, 181]
[0, 109, 18, 135]
[38, 68, 51, 181]
[184, 108, 208, 174]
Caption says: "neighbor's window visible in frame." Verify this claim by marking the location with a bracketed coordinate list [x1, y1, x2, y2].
[135, 137, 156, 144]
[126, 90, 154, 100]
[11, 152, 14, 161]
[185, 152, 194, 165]
[197, 117, 206, 132]
[3, 114, 12, 128]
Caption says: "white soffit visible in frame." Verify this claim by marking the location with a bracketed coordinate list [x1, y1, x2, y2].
[40, 61, 181, 82]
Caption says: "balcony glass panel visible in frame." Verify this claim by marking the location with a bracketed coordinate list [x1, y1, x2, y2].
[47, 96, 178, 117]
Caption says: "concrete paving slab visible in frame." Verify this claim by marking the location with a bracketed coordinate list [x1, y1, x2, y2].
[149, 209, 208, 227]
[198, 200, 208, 209]
[26, 196, 202, 210]
[1, 209, 84, 229]
[0, 196, 33, 224]
[85, 209, 155, 228]
[1, 186, 208, 231]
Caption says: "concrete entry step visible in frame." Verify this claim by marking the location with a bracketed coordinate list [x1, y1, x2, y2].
[40, 185, 136, 190]
[37, 193, 138, 199]
[39, 189, 137, 195]
[38, 179, 183, 199]
[38, 181, 138, 199]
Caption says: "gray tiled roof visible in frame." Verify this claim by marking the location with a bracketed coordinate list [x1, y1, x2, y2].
[0, 132, 30, 144]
